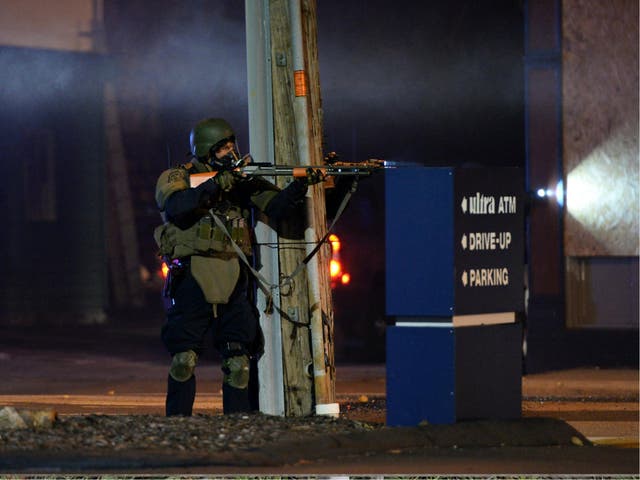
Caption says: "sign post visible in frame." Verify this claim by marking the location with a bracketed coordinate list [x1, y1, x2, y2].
[385, 167, 524, 426]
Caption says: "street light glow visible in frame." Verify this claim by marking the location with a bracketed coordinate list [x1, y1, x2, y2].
[564, 127, 639, 255]
[555, 180, 564, 207]
[535, 183, 563, 206]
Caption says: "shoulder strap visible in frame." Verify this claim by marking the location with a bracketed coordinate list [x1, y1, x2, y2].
[208, 178, 358, 311]
[182, 161, 212, 175]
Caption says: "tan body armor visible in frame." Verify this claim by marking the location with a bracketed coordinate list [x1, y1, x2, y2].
[154, 207, 253, 259]
[154, 161, 278, 305]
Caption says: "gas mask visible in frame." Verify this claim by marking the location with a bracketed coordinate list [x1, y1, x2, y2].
[211, 148, 240, 171]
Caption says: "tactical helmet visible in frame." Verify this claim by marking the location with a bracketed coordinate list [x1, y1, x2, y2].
[189, 118, 235, 159]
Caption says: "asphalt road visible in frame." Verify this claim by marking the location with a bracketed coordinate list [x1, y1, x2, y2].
[0, 321, 637, 475]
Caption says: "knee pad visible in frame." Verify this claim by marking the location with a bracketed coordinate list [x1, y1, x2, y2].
[222, 354, 250, 389]
[169, 350, 198, 382]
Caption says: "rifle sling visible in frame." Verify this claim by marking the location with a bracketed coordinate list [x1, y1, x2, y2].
[285, 178, 357, 283]
[209, 178, 358, 311]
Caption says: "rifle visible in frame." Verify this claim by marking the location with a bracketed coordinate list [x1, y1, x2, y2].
[189, 157, 386, 188]
[188, 155, 386, 298]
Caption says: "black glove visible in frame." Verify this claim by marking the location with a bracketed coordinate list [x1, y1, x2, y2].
[305, 167, 326, 186]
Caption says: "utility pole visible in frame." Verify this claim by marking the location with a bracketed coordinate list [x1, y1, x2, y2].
[245, 0, 285, 416]
[267, 0, 336, 416]
[270, 0, 314, 417]
[95, 0, 144, 310]
[105, 82, 145, 309]
[290, 0, 337, 415]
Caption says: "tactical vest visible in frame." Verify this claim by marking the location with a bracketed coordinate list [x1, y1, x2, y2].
[154, 160, 283, 306]
[153, 206, 253, 260]
[153, 160, 254, 259]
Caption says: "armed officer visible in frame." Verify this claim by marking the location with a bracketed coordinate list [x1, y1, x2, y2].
[154, 117, 318, 416]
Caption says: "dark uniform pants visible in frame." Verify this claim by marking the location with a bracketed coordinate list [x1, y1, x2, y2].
[161, 260, 261, 416]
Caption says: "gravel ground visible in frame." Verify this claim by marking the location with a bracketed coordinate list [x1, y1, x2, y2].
[0, 399, 384, 455]
[3, 398, 638, 475]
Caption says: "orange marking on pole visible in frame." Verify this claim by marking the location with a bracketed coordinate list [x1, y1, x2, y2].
[294, 70, 307, 97]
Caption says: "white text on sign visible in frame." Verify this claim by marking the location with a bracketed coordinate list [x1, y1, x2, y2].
[461, 268, 510, 287]
[460, 194, 517, 214]
[461, 232, 512, 251]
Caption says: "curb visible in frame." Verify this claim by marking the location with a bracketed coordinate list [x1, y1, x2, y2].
[0, 417, 592, 472]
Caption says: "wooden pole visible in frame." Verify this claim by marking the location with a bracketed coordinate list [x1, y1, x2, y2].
[268, 0, 335, 416]
[304, 0, 336, 408]
[269, 0, 314, 416]
[290, 0, 336, 412]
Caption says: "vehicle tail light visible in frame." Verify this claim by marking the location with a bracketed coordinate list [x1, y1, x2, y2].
[330, 259, 342, 278]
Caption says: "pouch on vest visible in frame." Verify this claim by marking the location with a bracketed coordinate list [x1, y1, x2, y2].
[194, 216, 227, 253]
[230, 217, 253, 256]
[190, 255, 240, 304]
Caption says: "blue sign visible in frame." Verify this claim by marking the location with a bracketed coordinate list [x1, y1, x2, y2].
[385, 167, 524, 316]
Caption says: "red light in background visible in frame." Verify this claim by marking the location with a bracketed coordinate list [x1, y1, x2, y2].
[328, 233, 349, 287]
[330, 259, 342, 278]
[328, 234, 341, 253]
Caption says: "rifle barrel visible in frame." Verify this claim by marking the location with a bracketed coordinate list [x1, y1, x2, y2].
[188, 160, 386, 188]
[243, 165, 379, 177]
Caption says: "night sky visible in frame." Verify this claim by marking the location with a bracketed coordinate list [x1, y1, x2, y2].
[104, 0, 524, 168]
[317, 0, 524, 168]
